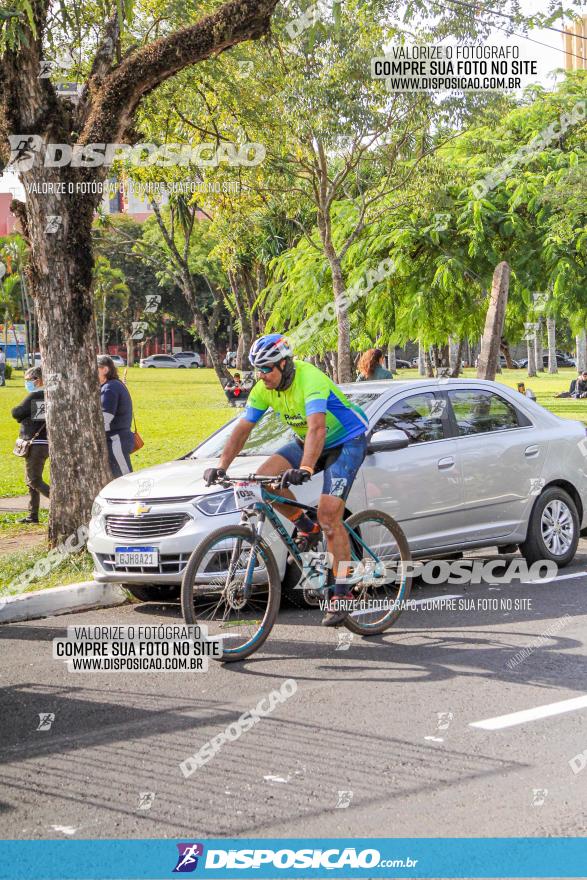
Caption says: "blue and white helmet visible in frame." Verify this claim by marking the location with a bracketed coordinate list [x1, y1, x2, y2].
[248, 333, 293, 368]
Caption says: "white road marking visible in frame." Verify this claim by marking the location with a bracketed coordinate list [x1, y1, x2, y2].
[424, 736, 444, 742]
[522, 570, 587, 584]
[470, 695, 587, 730]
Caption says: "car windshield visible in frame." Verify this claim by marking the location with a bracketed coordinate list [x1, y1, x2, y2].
[190, 391, 380, 459]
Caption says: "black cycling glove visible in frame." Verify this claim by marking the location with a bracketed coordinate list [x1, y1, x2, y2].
[280, 468, 312, 488]
[203, 467, 226, 487]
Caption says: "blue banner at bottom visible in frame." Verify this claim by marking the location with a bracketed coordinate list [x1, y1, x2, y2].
[0, 837, 585, 879]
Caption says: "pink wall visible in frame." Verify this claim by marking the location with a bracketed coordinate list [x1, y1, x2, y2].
[0, 194, 17, 236]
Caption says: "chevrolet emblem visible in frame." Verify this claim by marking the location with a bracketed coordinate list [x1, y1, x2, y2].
[134, 502, 151, 517]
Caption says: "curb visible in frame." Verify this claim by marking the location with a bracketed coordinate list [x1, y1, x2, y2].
[0, 581, 128, 624]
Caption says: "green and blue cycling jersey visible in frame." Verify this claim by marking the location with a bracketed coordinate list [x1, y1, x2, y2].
[242, 360, 369, 448]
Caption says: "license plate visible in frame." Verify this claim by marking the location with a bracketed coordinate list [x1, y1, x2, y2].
[233, 480, 264, 510]
[115, 546, 159, 567]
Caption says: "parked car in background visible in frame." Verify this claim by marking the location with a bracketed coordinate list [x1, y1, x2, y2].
[139, 354, 187, 369]
[223, 350, 237, 368]
[173, 351, 202, 368]
[394, 359, 412, 369]
[499, 355, 521, 369]
[99, 354, 126, 367]
[89, 378, 587, 605]
[518, 354, 575, 369]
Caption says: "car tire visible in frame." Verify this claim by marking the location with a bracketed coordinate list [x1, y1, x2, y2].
[125, 585, 181, 603]
[148, 365, 155, 368]
[178, 365, 186, 369]
[519, 487, 579, 568]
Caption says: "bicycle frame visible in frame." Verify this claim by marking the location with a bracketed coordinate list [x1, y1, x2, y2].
[236, 484, 384, 594]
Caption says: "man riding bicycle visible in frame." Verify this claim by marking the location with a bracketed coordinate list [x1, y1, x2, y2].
[204, 333, 369, 626]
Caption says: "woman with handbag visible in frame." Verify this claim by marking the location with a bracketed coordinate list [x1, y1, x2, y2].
[11, 366, 50, 523]
[98, 355, 136, 479]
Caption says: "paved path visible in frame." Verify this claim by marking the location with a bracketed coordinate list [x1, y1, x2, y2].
[0, 495, 49, 513]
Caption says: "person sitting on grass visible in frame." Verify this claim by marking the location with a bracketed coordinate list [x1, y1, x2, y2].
[555, 371, 585, 399]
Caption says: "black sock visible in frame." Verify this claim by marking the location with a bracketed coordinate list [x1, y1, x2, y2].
[294, 512, 316, 533]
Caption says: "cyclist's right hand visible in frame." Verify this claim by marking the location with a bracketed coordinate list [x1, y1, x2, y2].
[203, 466, 226, 486]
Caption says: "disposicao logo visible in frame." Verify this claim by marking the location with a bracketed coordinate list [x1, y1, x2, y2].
[173, 843, 204, 873]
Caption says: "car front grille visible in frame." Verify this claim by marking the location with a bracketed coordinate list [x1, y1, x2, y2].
[97, 552, 190, 575]
[105, 513, 190, 539]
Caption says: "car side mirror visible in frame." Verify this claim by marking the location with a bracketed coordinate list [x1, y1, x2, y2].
[367, 428, 409, 453]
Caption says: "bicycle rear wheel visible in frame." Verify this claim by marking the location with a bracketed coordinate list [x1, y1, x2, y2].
[342, 509, 412, 636]
[181, 525, 281, 662]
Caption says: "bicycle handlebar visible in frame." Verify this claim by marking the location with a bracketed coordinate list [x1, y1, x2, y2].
[216, 474, 283, 488]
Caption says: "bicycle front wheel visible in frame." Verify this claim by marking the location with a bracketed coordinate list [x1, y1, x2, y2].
[342, 509, 412, 636]
[181, 525, 281, 662]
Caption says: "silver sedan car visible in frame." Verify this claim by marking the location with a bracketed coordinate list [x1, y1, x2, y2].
[88, 378, 587, 602]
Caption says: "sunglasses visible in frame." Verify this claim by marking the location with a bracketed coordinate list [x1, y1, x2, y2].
[257, 365, 275, 374]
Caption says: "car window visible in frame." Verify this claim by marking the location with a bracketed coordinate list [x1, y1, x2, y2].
[374, 393, 445, 444]
[448, 389, 521, 435]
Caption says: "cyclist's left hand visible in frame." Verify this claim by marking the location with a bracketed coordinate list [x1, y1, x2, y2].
[280, 468, 312, 488]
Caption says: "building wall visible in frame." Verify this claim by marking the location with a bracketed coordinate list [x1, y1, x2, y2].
[0, 193, 17, 236]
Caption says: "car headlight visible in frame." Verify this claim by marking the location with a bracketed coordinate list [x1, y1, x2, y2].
[194, 490, 237, 517]
[91, 499, 103, 517]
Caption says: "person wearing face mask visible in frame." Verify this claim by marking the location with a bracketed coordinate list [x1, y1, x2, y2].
[98, 355, 134, 478]
[11, 366, 50, 523]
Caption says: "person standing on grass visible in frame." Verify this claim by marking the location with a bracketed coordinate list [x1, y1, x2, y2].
[356, 348, 393, 381]
[98, 355, 134, 478]
[11, 366, 49, 524]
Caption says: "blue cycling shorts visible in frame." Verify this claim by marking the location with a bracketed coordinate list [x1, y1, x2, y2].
[275, 433, 367, 500]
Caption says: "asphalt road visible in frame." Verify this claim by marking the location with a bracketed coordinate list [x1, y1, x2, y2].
[1, 547, 587, 842]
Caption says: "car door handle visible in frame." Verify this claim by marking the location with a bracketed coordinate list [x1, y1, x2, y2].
[437, 457, 455, 469]
[524, 445, 540, 457]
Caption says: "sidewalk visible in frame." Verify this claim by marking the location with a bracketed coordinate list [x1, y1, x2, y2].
[0, 495, 49, 513]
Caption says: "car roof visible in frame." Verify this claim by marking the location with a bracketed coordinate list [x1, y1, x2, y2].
[342, 377, 562, 422]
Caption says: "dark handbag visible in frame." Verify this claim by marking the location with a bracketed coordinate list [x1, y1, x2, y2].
[13, 425, 44, 458]
[131, 416, 144, 454]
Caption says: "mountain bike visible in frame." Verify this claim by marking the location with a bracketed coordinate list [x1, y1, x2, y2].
[181, 474, 412, 662]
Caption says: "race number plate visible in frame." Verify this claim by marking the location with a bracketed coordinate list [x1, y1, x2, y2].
[233, 480, 263, 510]
[115, 546, 159, 567]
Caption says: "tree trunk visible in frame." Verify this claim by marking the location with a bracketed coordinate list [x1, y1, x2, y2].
[125, 333, 135, 366]
[576, 330, 587, 373]
[418, 340, 426, 376]
[450, 339, 464, 378]
[387, 344, 396, 373]
[316, 207, 352, 382]
[546, 317, 557, 374]
[448, 337, 459, 374]
[527, 337, 537, 377]
[101, 296, 106, 352]
[477, 263, 510, 381]
[228, 270, 252, 371]
[534, 319, 544, 372]
[500, 338, 514, 369]
[235, 333, 244, 370]
[27, 188, 112, 545]
[424, 348, 434, 378]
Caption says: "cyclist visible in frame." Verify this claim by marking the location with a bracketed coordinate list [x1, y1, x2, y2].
[204, 333, 369, 626]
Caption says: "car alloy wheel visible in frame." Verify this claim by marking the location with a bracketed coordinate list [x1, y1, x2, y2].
[541, 499, 574, 556]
